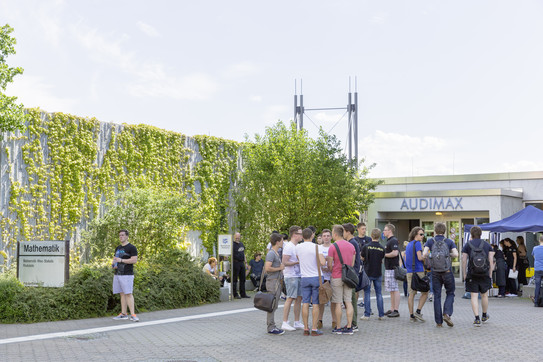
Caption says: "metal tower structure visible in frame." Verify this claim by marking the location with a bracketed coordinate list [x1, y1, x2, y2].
[294, 78, 359, 167]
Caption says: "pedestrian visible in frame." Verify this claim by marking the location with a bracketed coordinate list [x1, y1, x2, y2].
[265, 233, 285, 335]
[383, 224, 401, 318]
[422, 222, 458, 327]
[232, 232, 250, 299]
[530, 235, 543, 307]
[343, 223, 362, 332]
[327, 225, 356, 335]
[462, 226, 494, 327]
[360, 228, 386, 321]
[296, 228, 326, 336]
[494, 241, 507, 298]
[516, 235, 529, 294]
[503, 238, 518, 296]
[112, 229, 139, 322]
[247, 252, 264, 291]
[317, 229, 336, 330]
[405, 226, 429, 323]
[281, 226, 304, 331]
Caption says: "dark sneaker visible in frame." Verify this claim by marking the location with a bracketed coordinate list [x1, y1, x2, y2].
[414, 312, 425, 322]
[332, 327, 343, 335]
[234, 295, 241, 299]
[241, 295, 251, 298]
[342, 327, 354, 335]
[473, 319, 482, 327]
[410, 316, 417, 322]
[303, 330, 310, 336]
[129, 314, 139, 322]
[387, 311, 400, 318]
[311, 329, 323, 336]
[351, 325, 359, 332]
[384, 310, 393, 316]
[443, 314, 454, 327]
[268, 328, 284, 335]
[357, 301, 365, 307]
[113, 313, 128, 320]
[481, 315, 489, 323]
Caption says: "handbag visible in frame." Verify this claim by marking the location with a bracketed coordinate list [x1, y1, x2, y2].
[358, 265, 370, 291]
[508, 269, 519, 279]
[394, 254, 407, 281]
[411, 240, 430, 292]
[316, 244, 332, 304]
[253, 250, 282, 312]
[333, 243, 359, 288]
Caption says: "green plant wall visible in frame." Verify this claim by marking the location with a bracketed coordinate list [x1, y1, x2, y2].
[0, 109, 239, 265]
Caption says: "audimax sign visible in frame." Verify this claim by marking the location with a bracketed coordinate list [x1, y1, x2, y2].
[400, 197, 463, 211]
[17, 240, 69, 287]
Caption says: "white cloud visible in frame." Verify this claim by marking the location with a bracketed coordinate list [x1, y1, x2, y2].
[250, 95, 262, 102]
[5, 74, 77, 113]
[136, 21, 160, 37]
[261, 105, 290, 126]
[222, 61, 259, 79]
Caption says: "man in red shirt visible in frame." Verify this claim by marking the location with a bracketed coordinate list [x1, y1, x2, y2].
[326, 225, 356, 335]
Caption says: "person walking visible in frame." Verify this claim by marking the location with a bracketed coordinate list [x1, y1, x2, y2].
[405, 226, 429, 323]
[462, 226, 494, 327]
[422, 222, 458, 327]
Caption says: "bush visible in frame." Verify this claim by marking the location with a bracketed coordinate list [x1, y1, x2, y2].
[0, 250, 219, 323]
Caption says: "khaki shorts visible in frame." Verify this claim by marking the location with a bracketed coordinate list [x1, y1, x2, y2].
[331, 277, 352, 303]
[407, 272, 427, 295]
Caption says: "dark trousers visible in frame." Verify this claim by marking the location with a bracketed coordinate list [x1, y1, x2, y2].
[233, 261, 247, 297]
[432, 270, 455, 325]
[505, 266, 517, 294]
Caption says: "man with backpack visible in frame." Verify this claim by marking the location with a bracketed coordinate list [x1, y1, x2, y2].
[422, 222, 458, 327]
[461, 226, 494, 327]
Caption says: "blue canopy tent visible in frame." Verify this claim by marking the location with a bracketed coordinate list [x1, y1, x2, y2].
[463, 205, 543, 243]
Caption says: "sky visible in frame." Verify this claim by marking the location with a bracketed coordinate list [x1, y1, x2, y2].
[2, 0, 543, 178]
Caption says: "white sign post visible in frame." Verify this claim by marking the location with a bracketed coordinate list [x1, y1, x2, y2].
[218, 234, 233, 299]
[17, 240, 69, 287]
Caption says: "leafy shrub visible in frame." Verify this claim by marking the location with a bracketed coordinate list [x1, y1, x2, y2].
[0, 250, 219, 324]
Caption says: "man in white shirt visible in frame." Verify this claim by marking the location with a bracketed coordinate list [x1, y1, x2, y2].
[296, 228, 326, 335]
[281, 226, 304, 331]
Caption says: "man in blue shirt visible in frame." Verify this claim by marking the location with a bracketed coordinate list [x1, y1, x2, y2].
[423, 222, 458, 327]
[462, 226, 494, 326]
[531, 235, 543, 307]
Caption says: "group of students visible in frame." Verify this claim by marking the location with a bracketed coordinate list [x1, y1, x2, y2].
[261, 221, 541, 335]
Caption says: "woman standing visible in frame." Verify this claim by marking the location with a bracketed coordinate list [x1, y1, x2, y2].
[503, 238, 518, 296]
[494, 242, 507, 298]
[516, 236, 529, 294]
[405, 226, 429, 322]
[264, 233, 285, 335]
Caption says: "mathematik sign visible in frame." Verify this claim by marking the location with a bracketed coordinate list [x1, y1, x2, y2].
[217, 234, 232, 255]
[17, 240, 69, 287]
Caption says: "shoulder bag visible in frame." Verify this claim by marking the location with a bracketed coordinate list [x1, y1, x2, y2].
[333, 243, 359, 288]
[316, 244, 333, 304]
[357, 245, 370, 290]
[394, 252, 407, 281]
[254, 250, 282, 312]
[410, 241, 430, 292]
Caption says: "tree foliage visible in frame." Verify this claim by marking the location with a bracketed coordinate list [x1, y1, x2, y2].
[236, 121, 380, 256]
[0, 24, 25, 133]
[82, 187, 200, 261]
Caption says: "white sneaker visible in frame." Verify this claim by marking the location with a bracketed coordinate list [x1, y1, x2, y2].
[281, 321, 296, 331]
[293, 321, 304, 329]
[360, 316, 370, 321]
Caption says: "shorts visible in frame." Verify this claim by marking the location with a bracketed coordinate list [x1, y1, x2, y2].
[284, 277, 302, 298]
[331, 277, 352, 303]
[301, 276, 321, 304]
[112, 275, 134, 294]
[384, 269, 399, 292]
[465, 275, 492, 294]
[407, 272, 427, 294]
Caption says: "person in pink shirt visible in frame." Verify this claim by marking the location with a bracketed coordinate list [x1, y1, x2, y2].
[326, 225, 356, 335]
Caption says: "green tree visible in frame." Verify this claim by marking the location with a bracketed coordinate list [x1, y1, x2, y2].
[236, 121, 381, 256]
[0, 24, 25, 133]
[82, 187, 201, 261]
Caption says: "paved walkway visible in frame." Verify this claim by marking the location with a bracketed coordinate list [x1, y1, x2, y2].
[0, 284, 540, 361]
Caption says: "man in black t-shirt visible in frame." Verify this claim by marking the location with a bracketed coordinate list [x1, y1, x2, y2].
[360, 228, 386, 320]
[233, 232, 249, 299]
[112, 229, 139, 322]
[383, 223, 400, 318]
[355, 222, 372, 254]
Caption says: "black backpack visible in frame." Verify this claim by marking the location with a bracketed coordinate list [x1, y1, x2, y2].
[468, 240, 490, 276]
[430, 237, 452, 273]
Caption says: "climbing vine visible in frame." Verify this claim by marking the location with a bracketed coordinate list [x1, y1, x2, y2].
[0, 109, 239, 266]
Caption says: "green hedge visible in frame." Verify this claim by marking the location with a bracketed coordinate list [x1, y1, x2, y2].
[0, 250, 219, 323]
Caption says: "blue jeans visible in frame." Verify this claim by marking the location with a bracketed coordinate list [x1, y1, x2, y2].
[364, 276, 384, 317]
[432, 270, 455, 324]
[534, 270, 543, 306]
[428, 271, 434, 294]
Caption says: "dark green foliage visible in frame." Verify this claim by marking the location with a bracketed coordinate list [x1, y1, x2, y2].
[0, 250, 219, 323]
